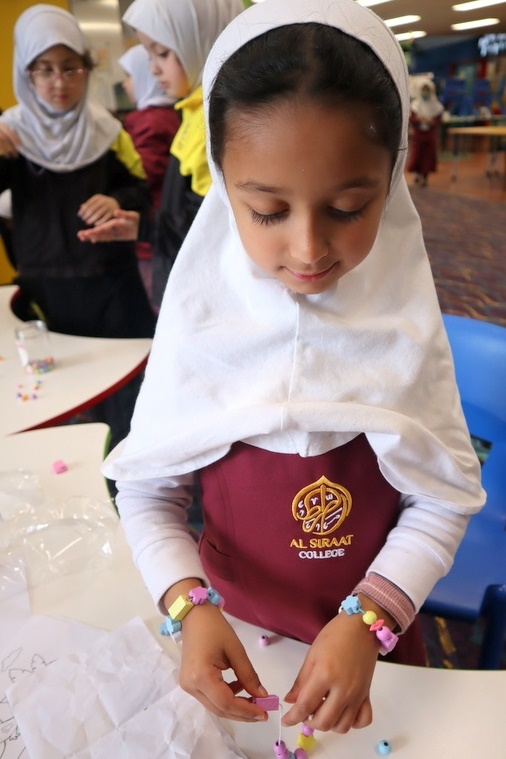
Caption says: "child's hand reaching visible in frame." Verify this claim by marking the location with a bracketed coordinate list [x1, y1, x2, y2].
[282, 601, 389, 733]
[77, 209, 140, 243]
[178, 600, 269, 723]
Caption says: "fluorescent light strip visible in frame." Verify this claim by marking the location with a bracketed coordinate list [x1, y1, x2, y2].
[357, 0, 395, 7]
[395, 30, 428, 40]
[453, 0, 505, 10]
[384, 15, 422, 28]
[451, 16, 500, 27]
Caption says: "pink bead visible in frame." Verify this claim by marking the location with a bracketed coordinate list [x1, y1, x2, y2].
[371, 621, 399, 655]
[188, 586, 208, 605]
[252, 694, 279, 711]
[300, 725, 314, 736]
[259, 634, 270, 647]
[51, 459, 68, 474]
[273, 740, 290, 758]
[294, 750, 308, 759]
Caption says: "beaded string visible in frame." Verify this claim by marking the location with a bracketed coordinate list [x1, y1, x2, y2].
[160, 591, 393, 754]
[251, 695, 317, 758]
[339, 595, 399, 655]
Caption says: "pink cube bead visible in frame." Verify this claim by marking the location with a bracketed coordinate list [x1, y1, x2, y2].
[51, 460, 68, 474]
[253, 694, 279, 711]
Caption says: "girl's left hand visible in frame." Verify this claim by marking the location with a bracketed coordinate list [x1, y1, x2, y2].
[281, 611, 380, 733]
[78, 194, 120, 227]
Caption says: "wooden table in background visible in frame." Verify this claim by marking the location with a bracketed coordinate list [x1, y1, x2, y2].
[448, 126, 506, 186]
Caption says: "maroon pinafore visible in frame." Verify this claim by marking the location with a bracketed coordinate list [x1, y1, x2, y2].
[198, 434, 426, 665]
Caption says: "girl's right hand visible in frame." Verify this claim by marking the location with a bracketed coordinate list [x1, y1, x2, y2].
[0, 123, 21, 157]
[177, 602, 269, 723]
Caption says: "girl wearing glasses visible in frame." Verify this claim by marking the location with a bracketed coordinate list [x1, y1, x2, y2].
[0, 4, 157, 451]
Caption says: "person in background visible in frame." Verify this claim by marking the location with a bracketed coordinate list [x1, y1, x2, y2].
[118, 44, 181, 291]
[79, 0, 245, 309]
[0, 189, 14, 270]
[119, 44, 180, 212]
[0, 4, 156, 455]
[407, 77, 444, 187]
[102, 0, 484, 734]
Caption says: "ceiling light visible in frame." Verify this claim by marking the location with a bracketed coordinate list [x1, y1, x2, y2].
[79, 21, 122, 31]
[395, 30, 428, 40]
[357, 0, 395, 7]
[453, 0, 505, 10]
[451, 16, 500, 28]
[384, 15, 422, 28]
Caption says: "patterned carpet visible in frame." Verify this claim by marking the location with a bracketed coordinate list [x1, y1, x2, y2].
[410, 185, 506, 669]
[411, 185, 506, 327]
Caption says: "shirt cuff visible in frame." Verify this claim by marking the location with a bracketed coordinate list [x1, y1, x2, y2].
[352, 572, 416, 633]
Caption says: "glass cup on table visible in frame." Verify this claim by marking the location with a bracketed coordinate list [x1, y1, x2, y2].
[15, 320, 55, 374]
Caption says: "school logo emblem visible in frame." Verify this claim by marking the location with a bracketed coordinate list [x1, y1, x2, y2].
[292, 475, 352, 536]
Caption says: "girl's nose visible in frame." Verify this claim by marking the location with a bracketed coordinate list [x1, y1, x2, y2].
[291, 216, 328, 265]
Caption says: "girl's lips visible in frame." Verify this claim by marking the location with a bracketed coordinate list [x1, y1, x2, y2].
[287, 264, 336, 282]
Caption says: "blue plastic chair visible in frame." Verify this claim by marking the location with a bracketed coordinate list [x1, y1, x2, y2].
[422, 314, 506, 669]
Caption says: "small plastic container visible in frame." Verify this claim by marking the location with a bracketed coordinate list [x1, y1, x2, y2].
[15, 320, 55, 374]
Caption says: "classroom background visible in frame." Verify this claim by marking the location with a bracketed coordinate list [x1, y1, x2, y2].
[0, 0, 505, 672]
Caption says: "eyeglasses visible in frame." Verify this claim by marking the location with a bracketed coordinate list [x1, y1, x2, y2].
[29, 67, 86, 84]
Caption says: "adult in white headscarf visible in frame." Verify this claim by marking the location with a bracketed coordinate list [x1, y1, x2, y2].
[104, 0, 484, 732]
[0, 3, 119, 172]
[408, 76, 445, 186]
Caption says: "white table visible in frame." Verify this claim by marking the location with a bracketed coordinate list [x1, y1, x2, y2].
[0, 285, 151, 437]
[4, 425, 506, 758]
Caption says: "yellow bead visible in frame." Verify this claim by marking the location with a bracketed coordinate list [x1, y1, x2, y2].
[362, 610, 378, 625]
[168, 595, 194, 621]
[297, 733, 317, 751]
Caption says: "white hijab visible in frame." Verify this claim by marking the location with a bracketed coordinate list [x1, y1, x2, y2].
[119, 44, 175, 110]
[104, 0, 484, 515]
[411, 77, 444, 120]
[122, 0, 245, 93]
[0, 4, 120, 173]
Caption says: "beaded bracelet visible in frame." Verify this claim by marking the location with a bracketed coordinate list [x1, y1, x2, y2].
[160, 586, 224, 636]
[339, 594, 398, 655]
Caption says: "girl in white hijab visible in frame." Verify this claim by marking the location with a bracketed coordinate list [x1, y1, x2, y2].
[119, 44, 175, 111]
[0, 4, 156, 452]
[79, 0, 245, 308]
[104, 0, 484, 734]
[0, 4, 119, 171]
[118, 45, 180, 210]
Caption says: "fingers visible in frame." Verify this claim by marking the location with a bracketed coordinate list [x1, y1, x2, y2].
[77, 218, 121, 243]
[78, 194, 119, 226]
[284, 690, 372, 733]
[180, 668, 268, 723]
[77, 214, 138, 243]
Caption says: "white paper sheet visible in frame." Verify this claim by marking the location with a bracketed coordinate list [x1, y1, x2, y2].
[0, 615, 106, 759]
[7, 617, 247, 759]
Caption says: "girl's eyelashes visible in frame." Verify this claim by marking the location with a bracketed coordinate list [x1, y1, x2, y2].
[250, 209, 285, 226]
[329, 205, 366, 222]
[249, 205, 367, 227]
